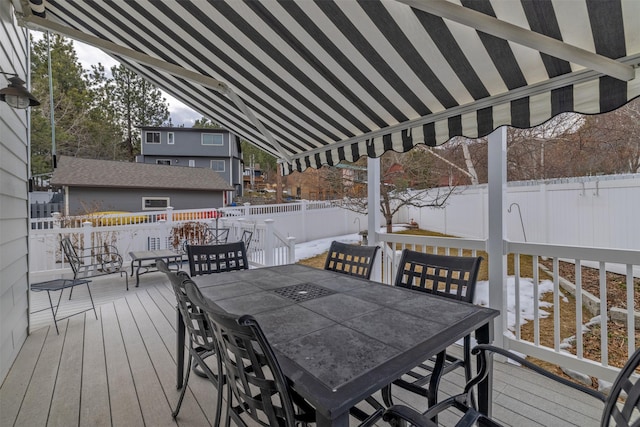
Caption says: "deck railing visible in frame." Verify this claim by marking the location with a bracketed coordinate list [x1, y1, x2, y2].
[377, 232, 639, 384]
[29, 212, 296, 281]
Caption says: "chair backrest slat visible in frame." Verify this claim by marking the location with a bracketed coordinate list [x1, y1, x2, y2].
[186, 241, 249, 276]
[602, 347, 640, 427]
[184, 279, 304, 427]
[394, 249, 482, 303]
[157, 260, 214, 350]
[324, 241, 379, 280]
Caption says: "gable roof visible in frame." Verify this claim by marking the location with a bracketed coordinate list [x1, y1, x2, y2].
[51, 156, 233, 191]
[21, 1, 640, 175]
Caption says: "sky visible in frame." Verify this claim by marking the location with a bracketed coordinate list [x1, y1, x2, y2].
[38, 33, 202, 127]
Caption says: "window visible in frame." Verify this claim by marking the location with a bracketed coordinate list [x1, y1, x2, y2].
[142, 197, 170, 210]
[211, 160, 225, 172]
[145, 131, 160, 144]
[202, 133, 223, 146]
[156, 159, 171, 165]
[168, 132, 174, 144]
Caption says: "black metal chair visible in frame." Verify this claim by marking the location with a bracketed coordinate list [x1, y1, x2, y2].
[156, 260, 223, 424]
[382, 249, 483, 410]
[324, 240, 380, 279]
[240, 229, 253, 252]
[205, 226, 230, 245]
[185, 241, 249, 276]
[183, 279, 316, 427]
[383, 344, 640, 427]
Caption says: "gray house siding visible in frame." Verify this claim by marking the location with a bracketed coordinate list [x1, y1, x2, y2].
[67, 187, 224, 215]
[0, 1, 30, 382]
[139, 127, 243, 198]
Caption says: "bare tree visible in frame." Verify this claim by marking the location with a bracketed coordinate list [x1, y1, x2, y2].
[331, 151, 456, 232]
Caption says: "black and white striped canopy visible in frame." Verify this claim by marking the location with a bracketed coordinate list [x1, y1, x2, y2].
[24, 0, 640, 174]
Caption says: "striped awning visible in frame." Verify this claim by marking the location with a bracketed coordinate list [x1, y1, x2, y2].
[22, 0, 640, 174]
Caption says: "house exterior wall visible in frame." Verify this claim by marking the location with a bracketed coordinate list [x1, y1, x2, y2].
[66, 187, 224, 215]
[0, 1, 30, 382]
[138, 127, 243, 199]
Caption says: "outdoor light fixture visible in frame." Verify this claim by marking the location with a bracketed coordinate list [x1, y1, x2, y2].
[0, 73, 40, 109]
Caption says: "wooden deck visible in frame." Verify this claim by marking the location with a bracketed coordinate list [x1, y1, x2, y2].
[2, 270, 602, 426]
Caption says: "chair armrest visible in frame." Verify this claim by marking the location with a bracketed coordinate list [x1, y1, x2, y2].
[84, 244, 121, 254]
[74, 250, 124, 269]
[382, 405, 438, 427]
[472, 344, 606, 402]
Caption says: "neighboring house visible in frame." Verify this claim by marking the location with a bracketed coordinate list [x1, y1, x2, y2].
[243, 162, 265, 191]
[136, 126, 243, 201]
[51, 156, 233, 215]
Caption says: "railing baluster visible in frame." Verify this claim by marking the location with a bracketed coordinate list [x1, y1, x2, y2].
[575, 259, 583, 359]
[553, 257, 560, 352]
[514, 254, 521, 340]
[533, 256, 540, 346]
[627, 264, 634, 358]
[600, 261, 608, 366]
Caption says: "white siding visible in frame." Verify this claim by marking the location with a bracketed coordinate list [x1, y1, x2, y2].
[0, 0, 30, 382]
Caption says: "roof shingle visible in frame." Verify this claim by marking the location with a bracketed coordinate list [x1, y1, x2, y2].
[51, 156, 233, 191]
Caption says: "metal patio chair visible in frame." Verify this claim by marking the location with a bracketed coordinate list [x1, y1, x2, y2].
[382, 250, 483, 411]
[184, 279, 316, 427]
[240, 229, 253, 252]
[157, 260, 223, 424]
[205, 226, 230, 245]
[60, 236, 129, 290]
[383, 344, 640, 427]
[185, 241, 249, 276]
[324, 240, 380, 279]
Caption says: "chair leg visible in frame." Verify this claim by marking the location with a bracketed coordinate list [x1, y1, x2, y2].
[172, 354, 193, 418]
[382, 384, 394, 407]
[463, 335, 476, 409]
[193, 350, 224, 427]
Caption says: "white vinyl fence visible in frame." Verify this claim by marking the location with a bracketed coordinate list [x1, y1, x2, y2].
[400, 174, 640, 250]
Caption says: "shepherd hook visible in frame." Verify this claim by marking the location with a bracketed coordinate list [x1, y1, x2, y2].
[507, 202, 527, 242]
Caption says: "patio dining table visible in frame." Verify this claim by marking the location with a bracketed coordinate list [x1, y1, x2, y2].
[180, 264, 499, 427]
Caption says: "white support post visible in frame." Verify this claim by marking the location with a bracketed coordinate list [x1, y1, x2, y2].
[52, 212, 61, 229]
[287, 236, 296, 264]
[244, 202, 251, 217]
[166, 206, 174, 223]
[301, 200, 308, 243]
[264, 219, 275, 266]
[487, 127, 507, 348]
[367, 157, 382, 282]
[157, 219, 168, 250]
[82, 221, 93, 265]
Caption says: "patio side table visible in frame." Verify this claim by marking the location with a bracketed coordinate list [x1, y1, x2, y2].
[30, 279, 96, 334]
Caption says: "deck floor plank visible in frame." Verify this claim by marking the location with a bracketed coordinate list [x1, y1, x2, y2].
[114, 296, 178, 427]
[0, 326, 48, 426]
[127, 290, 213, 426]
[100, 302, 145, 427]
[80, 305, 110, 426]
[14, 322, 67, 426]
[48, 315, 85, 427]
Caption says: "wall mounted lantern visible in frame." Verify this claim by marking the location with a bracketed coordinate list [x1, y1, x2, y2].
[0, 73, 40, 109]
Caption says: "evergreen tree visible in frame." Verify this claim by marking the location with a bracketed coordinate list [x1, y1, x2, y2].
[30, 33, 125, 174]
[107, 64, 169, 158]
